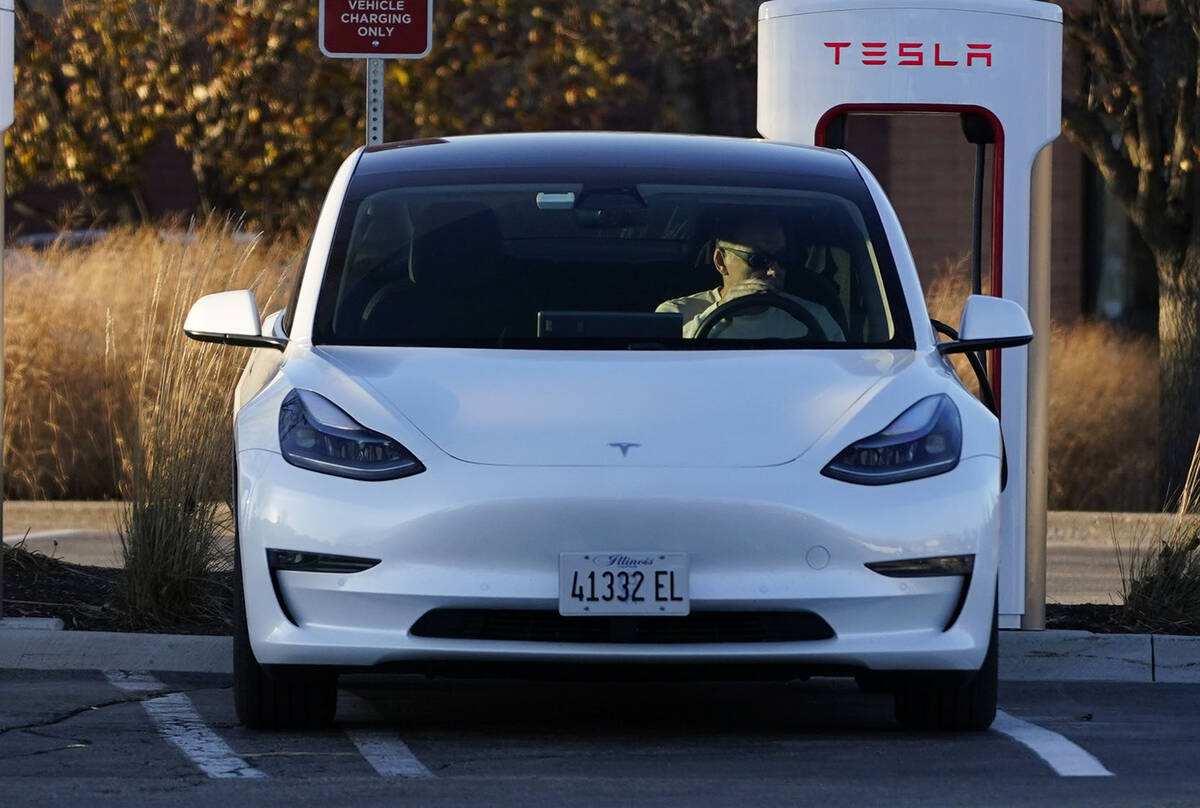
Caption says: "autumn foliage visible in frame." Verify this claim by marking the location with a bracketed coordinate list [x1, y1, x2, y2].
[9, 0, 644, 227]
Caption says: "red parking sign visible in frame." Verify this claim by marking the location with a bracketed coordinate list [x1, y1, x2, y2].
[320, 0, 432, 59]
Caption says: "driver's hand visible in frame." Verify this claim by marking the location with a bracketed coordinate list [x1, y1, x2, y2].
[722, 278, 777, 300]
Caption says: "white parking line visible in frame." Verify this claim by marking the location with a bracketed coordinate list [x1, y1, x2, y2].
[339, 692, 435, 779]
[346, 730, 435, 778]
[105, 671, 265, 779]
[992, 709, 1114, 777]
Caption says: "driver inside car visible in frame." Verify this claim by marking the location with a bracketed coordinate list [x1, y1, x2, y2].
[656, 214, 845, 340]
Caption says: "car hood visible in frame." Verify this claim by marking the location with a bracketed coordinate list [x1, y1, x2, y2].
[315, 347, 913, 468]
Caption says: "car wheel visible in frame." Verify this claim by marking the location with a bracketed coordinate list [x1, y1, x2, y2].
[232, 500, 338, 731]
[892, 596, 998, 732]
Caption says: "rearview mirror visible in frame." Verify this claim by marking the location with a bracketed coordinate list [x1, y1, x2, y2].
[183, 290, 286, 351]
[937, 295, 1033, 355]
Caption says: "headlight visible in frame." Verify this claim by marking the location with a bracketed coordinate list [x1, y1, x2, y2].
[821, 394, 961, 485]
[278, 389, 425, 481]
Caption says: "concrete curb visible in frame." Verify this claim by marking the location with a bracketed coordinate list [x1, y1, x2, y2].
[0, 628, 1197, 681]
[1002, 630, 1149, 682]
[0, 617, 64, 631]
[998, 630, 1200, 683]
[0, 629, 231, 674]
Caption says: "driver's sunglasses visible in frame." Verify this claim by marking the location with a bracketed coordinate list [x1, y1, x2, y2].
[718, 243, 786, 272]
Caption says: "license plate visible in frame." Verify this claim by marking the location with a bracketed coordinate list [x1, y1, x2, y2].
[558, 552, 689, 616]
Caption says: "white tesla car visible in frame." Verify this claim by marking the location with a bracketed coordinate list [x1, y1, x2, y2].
[184, 132, 1031, 732]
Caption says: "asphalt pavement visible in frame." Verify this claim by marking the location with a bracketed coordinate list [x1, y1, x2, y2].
[1, 670, 1198, 806]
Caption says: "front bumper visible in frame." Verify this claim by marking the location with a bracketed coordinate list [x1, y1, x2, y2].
[237, 449, 1000, 672]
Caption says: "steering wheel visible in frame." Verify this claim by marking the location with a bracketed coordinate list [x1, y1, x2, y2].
[693, 290, 830, 340]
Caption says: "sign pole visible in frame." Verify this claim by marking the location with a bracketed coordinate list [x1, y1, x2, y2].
[366, 58, 385, 146]
[319, 0, 432, 147]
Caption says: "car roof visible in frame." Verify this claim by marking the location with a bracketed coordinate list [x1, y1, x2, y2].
[355, 132, 858, 181]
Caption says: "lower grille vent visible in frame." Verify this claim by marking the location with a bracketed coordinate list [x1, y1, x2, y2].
[410, 609, 835, 644]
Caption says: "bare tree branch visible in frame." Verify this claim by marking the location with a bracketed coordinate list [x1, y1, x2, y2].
[1100, 0, 1143, 74]
[1063, 98, 1144, 222]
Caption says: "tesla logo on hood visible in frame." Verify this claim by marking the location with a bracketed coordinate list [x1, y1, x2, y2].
[608, 442, 641, 457]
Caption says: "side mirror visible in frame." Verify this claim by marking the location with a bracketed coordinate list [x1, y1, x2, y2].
[183, 290, 286, 351]
[937, 294, 1033, 356]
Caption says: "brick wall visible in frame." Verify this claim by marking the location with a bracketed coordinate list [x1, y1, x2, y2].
[845, 113, 1087, 323]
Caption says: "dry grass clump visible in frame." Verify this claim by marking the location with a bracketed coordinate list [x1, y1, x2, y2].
[922, 260, 1158, 512]
[922, 257, 976, 327]
[1116, 435, 1200, 633]
[4, 242, 131, 499]
[5, 221, 299, 627]
[922, 259, 983, 398]
[111, 223, 295, 628]
[4, 224, 299, 500]
[1046, 320, 1158, 511]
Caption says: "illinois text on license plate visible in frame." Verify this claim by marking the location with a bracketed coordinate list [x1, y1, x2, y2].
[558, 552, 689, 616]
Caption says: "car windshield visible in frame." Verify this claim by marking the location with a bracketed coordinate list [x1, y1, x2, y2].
[314, 178, 913, 349]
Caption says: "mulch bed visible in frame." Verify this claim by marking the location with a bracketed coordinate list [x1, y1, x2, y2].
[1045, 603, 1131, 633]
[1, 544, 1195, 636]
[1, 545, 231, 635]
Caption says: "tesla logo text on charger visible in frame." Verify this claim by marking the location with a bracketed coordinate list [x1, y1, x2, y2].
[823, 42, 992, 67]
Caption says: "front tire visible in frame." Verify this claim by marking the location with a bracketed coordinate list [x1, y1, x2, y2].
[892, 598, 998, 732]
[232, 502, 337, 730]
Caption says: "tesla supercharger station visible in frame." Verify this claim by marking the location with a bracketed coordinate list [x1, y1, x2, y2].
[758, 0, 1061, 629]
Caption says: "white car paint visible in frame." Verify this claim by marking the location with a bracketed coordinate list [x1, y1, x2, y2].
[228, 340, 1000, 670]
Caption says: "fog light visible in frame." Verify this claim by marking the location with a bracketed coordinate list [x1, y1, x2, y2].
[266, 548, 380, 573]
[865, 554, 974, 578]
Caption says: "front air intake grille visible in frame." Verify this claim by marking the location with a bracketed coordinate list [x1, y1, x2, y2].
[409, 609, 835, 644]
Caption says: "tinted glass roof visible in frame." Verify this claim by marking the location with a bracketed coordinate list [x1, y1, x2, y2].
[356, 132, 858, 181]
